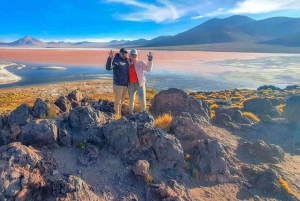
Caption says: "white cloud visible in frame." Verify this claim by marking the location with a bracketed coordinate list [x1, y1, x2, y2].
[191, 15, 204, 20]
[104, 0, 202, 23]
[206, 0, 300, 16]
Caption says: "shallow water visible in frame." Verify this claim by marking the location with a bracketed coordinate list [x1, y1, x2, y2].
[1, 54, 300, 91]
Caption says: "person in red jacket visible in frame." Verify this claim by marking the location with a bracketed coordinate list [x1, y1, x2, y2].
[128, 49, 153, 114]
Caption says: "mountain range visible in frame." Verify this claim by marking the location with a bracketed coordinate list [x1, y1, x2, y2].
[1, 15, 300, 50]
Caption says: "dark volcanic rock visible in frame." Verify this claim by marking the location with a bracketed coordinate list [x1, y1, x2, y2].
[170, 112, 210, 154]
[33, 98, 61, 118]
[8, 104, 33, 126]
[242, 140, 285, 163]
[102, 118, 139, 155]
[0, 142, 54, 200]
[19, 119, 58, 146]
[243, 98, 273, 116]
[69, 106, 105, 129]
[146, 180, 193, 201]
[55, 96, 72, 112]
[72, 125, 105, 148]
[67, 89, 83, 102]
[191, 139, 240, 182]
[77, 144, 99, 167]
[214, 108, 251, 125]
[149, 88, 210, 121]
[283, 95, 300, 123]
[58, 128, 72, 147]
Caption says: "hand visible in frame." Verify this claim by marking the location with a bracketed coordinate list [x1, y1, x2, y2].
[108, 50, 115, 59]
[147, 52, 153, 61]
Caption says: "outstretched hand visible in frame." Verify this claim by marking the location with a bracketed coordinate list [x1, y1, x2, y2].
[147, 52, 153, 61]
[108, 50, 115, 59]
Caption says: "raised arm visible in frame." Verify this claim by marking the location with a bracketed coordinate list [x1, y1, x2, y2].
[142, 52, 153, 72]
[106, 50, 117, 70]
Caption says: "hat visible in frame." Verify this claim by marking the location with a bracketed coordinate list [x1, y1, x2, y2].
[119, 48, 128, 53]
[130, 49, 138, 55]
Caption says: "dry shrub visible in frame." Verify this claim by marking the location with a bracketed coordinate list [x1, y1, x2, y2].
[278, 177, 298, 197]
[210, 104, 218, 110]
[154, 113, 173, 131]
[205, 100, 215, 105]
[145, 173, 153, 183]
[195, 94, 207, 99]
[47, 105, 58, 119]
[242, 112, 260, 122]
[277, 104, 286, 113]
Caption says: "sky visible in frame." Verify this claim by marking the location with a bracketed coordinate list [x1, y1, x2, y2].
[1, 0, 300, 42]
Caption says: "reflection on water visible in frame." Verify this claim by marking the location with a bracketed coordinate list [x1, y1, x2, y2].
[1, 55, 300, 91]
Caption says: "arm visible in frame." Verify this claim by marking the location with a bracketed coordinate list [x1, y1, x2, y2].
[106, 50, 118, 70]
[142, 60, 153, 72]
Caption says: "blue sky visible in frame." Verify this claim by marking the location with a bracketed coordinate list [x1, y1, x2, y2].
[1, 0, 300, 42]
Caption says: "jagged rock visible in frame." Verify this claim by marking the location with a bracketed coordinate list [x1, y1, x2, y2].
[0, 115, 3, 129]
[82, 98, 114, 113]
[0, 142, 54, 200]
[102, 118, 139, 155]
[54, 96, 72, 112]
[152, 134, 184, 168]
[8, 104, 33, 126]
[191, 139, 240, 181]
[149, 88, 210, 121]
[10, 124, 22, 141]
[77, 144, 99, 167]
[146, 180, 193, 201]
[69, 106, 105, 129]
[242, 140, 285, 163]
[19, 119, 58, 146]
[214, 108, 251, 124]
[122, 146, 156, 165]
[170, 112, 210, 153]
[268, 98, 284, 106]
[243, 98, 273, 116]
[133, 160, 150, 177]
[72, 125, 105, 148]
[67, 89, 83, 102]
[33, 98, 61, 118]
[32, 175, 103, 201]
[128, 111, 155, 125]
[283, 95, 300, 123]
[58, 128, 72, 147]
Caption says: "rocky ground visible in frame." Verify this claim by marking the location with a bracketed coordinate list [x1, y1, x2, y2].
[0, 82, 300, 200]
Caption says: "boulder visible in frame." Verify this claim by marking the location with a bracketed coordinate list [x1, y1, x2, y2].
[243, 98, 273, 116]
[146, 180, 193, 201]
[149, 88, 210, 121]
[54, 96, 72, 112]
[72, 125, 105, 148]
[82, 98, 114, 113]
[283, 95, 300, 123]
[242, 140, 285, 163]
[0, 142, 54, 200]
[77, 144, 99, 167]
[8, 104, 33, 126]
[102, 118, 139, 155]
[170, 112, 210, 153]
[19, 119, 58, 146]
[214, 108, 251, 124]
[191, 139, 240, 182]
[33, 98, 61, 119]
[69, 106, 105, 130]
[133, 160, 150, 177]
[58, 128, 72, 147]
[67, 89, 83, 102]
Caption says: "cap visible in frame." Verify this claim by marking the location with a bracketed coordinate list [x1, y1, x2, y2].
[130, 49, 138, 55]
[119, 48, 128, 53]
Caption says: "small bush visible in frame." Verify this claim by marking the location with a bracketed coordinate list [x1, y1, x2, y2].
[154, 113, 173, 131]
[278, 177, 298, 197]
[277, 104, 286, 113]
[242, 112, 260, 122]
[195, 94, 207, 99]
[210, 104, 218, 110]
[145, 173, 153, 183]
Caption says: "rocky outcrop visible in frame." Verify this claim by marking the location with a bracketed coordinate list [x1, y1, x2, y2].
[67, 89, 83, 102]
[55, 96, 72, 112]
[0, 142, 54, 200]
[19, 119, 58, 146]
[146, 180, 193, 201]
[149, 88, 210, 121]
[32, 98, 61, 118]
[241, 140, 285, 163]
[214, 108, 251, 126]
[69, 106, 105, 129]
[8, 104, 33, 126]
[283, 95, 300, 123]
[243, 98, 273, 116]
[170, 112, 210, 153]
[190, 139, 240, 183]
[133, 160, 150, 177]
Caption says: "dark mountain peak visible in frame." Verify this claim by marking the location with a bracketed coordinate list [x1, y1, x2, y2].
[10, 35, 46, 46]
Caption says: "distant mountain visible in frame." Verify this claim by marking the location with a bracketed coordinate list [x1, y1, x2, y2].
[123, 38, 149, 46]
[260, 31, 300, 47]
[9, 35, 47, 46]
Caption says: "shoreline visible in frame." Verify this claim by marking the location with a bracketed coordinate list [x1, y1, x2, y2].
[0, 62, 21, 85]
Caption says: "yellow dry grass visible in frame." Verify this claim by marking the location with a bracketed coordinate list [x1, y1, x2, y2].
[278, 177, 298, 197]
[154, 113, 173, 131]
[242, 112, 260, 122]
[277, 104, 286, 113]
